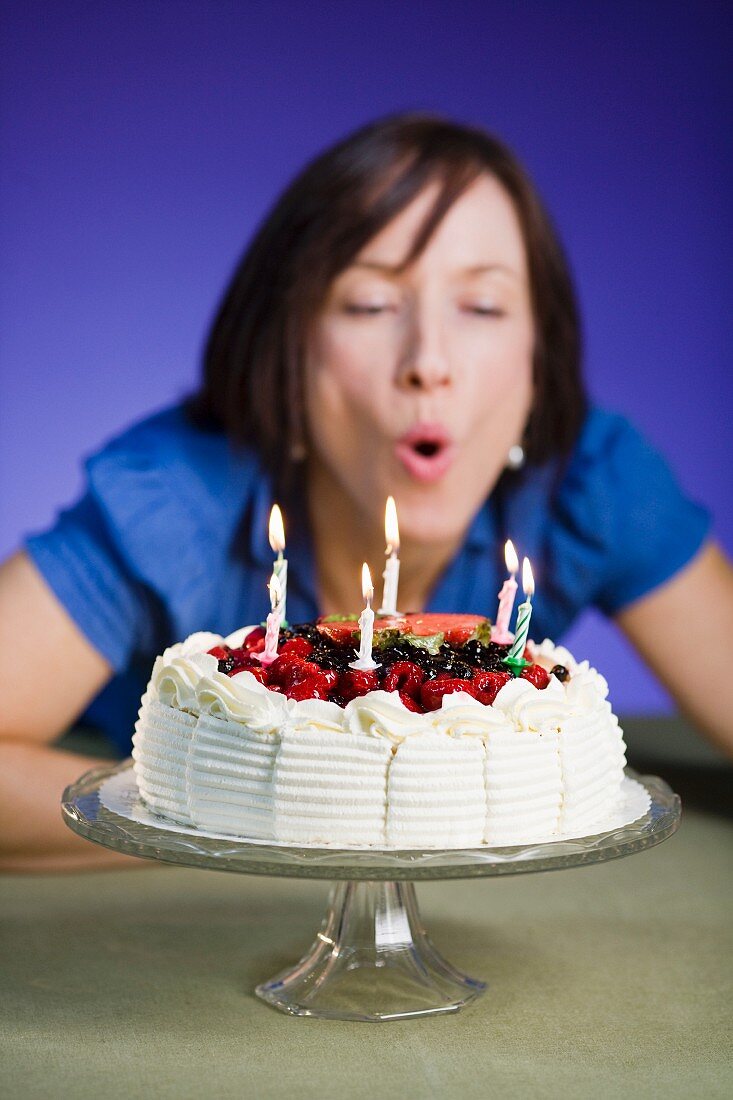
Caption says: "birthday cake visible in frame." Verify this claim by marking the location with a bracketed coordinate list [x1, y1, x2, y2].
[131, 613, 638, 848]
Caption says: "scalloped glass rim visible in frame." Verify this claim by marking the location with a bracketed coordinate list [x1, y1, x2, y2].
[62, 763, 680, 881]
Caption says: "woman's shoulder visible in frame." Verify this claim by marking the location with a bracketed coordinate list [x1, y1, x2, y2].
[550, 404, 711, 614]
[84, 403, 262, 531]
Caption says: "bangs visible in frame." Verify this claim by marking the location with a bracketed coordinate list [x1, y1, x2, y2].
[324, 150, 486, 283]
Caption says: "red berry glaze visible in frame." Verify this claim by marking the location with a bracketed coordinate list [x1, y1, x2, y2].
[207, 645, 229, 660]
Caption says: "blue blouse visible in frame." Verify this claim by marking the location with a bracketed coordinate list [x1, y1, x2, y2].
[26, 404, 710, 754]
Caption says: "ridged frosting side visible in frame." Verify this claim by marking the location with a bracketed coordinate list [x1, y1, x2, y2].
[386, 733, 486, 847]
[131, 629, 630, 847]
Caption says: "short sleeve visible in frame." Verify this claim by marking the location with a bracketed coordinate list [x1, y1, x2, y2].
[552, 409, 711, 618]
[25, 492, 160, 671]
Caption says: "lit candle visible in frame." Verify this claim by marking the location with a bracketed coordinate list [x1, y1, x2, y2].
[269, 504, 288, 624]
[255, 572, 283, 666]
[378, 496, 401, 615]
[350, 563, 379, 671]
[503, 558, 534, 676]
[491, 539, 519, 644]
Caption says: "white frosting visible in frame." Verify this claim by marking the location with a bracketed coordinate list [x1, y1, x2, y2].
[133, 628, 635, 848]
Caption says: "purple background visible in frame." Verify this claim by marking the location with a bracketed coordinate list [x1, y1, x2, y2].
[1, 1, 731, 714]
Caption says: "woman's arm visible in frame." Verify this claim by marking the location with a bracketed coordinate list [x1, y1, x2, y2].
[0, 552, 134, 870]
[615, 541, 733, 760]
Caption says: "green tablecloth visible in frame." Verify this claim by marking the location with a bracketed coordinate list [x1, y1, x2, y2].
[2, 720, 732, 1100]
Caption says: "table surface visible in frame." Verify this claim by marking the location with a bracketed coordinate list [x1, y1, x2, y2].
[2, 718, 732, 1100]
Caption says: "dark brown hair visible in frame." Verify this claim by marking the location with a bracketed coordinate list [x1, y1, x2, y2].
[189, 113, 586, 496]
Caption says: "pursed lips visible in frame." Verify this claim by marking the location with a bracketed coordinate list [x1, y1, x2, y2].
[394, 423, 457, 484]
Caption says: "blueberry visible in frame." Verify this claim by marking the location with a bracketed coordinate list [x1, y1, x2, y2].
[551, 664, 569, 682]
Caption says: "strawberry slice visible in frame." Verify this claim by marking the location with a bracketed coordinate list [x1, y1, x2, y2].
[207, 645, 230, 659]
[403, 613, 490, 646]
[316, 615, 407, 645]
[420, 677, 478, 712]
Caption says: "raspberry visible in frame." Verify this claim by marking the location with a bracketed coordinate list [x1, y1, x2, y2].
[521, 664, 550, 690]
[207, 645, 229, 660]
[320, 669, 340, 692]
[399, 691, 424, 713]
[382, 660, 425, 698]
[339, 668, 379, 702]
[243, 626, 266, 653]
[286, 672, 331, 701]
[472, 669, 512, 705]
[278, 637, 314, 659]
[268, 654, 315, 687]
[230, 665, 268, 685]
[420, 677, 477, 712]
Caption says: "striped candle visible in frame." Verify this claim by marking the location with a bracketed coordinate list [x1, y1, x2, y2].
[506, 558, 534, 668]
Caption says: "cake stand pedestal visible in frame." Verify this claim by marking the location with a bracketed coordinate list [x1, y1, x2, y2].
[62, 765, 680, 1022]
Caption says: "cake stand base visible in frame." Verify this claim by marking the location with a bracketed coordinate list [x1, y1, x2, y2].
[255, 880, 486, 1021]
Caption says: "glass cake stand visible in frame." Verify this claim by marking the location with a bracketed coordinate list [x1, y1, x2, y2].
[62, 763, 680, 1023]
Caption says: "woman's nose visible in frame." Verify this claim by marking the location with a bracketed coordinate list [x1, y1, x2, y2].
[395, 308, 452, 392]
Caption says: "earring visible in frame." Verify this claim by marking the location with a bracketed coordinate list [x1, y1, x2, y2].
[505, 443, 525, 471]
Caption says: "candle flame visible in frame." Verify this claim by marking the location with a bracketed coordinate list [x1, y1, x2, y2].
[522, 557, 534, 598]
[504, 539, 519, 574]
[385, 496, 400, 555]
[361, 562, 374, 603]
[268, 504, 285, 553]
[268, 571, 283, 608]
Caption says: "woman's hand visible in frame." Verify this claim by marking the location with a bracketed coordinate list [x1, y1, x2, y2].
[0, 551, 133, 870]
[615, 542, 733, 760]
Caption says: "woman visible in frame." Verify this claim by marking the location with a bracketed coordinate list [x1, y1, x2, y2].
[1, 113, 731, 871]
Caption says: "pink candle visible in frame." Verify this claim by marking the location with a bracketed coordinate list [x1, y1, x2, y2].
[255, 572, 283, 666]
[491, 540, 519, 644]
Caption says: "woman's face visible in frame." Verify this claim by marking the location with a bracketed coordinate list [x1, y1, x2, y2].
[304, 173, 534, 545]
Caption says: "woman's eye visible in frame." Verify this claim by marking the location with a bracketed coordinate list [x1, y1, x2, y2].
[465, 304, 505, 317]
[343, 303, 392, 315]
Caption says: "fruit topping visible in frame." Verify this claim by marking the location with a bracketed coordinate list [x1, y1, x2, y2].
[204, 616, 553, 708]
[551, 664, 569, 682]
